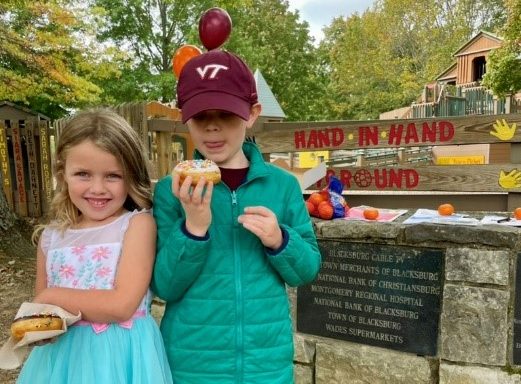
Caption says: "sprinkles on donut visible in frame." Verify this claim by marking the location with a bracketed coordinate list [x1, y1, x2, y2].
[173, 159, 221, 186]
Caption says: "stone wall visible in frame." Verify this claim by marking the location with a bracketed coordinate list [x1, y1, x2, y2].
[291, 215, 521, 384]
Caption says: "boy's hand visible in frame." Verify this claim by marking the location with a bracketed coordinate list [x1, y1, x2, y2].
[238, 206, 283, 250]
[173, 174, 213, 237]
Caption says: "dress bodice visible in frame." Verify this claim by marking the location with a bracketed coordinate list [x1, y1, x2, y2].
[41, 210, 152, 312]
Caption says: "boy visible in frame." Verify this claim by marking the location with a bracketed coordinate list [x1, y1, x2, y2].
[152, 49, 321, 384]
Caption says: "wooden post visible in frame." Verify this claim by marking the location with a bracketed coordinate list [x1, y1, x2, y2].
[507, 193, 521, 212]
[0, 121, 13, 210]
[505, 95, 512, 114]
[156, 131, 172, 178]
[11, 122, 27, 216]
[25, 121, 41, 217]
[138, 101, 149, 155]
[39, 121, 52, 215]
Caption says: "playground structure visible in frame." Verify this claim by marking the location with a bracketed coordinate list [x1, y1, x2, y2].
[382, 31, 521, 120]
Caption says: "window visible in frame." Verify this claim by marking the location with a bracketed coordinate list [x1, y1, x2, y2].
[472, 56, 487, 82]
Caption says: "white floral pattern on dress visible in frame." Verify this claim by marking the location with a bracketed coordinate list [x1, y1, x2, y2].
[42, 210, 151, 313]
[47, 242, 118, 290]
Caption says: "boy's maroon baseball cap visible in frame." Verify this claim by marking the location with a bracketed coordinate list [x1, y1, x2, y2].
[176, 50, 258, 123]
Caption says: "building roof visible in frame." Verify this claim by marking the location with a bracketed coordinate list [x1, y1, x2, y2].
[452, 30, 502, 57]
[0, 101, 50, 120]
[435, 30, 503, 82]
[436, 62, 457, 82]
[254, 70, 286, 119]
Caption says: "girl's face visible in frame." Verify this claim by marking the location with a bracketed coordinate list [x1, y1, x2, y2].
[186, 105, 261, 168]
[63, 140, 128, 228]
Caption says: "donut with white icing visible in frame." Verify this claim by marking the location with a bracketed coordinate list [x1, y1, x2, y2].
[173, 159, 221, 186]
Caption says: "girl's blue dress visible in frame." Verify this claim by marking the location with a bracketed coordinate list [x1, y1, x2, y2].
[16, 210, 173, 384]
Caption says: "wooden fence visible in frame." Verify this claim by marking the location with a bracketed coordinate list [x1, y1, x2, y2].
[411, 87, 521, 118]
[0, 119, 53, 218]
[147, 112, 521, 212]
[53, 102, 521, 214]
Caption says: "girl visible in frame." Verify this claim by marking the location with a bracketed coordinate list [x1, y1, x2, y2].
[16, 109, 173, 384]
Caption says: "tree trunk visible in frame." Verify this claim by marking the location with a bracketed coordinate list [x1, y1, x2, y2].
[0, 183, 36, 258]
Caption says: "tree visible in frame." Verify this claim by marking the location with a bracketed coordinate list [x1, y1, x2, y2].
[1, 0, 117, 254]
[482, 0, 521, 97]
[0, 1, 58, 255]
[0, 0, 122, 119]
[226, 0, 327, 121]
[87, 0, 324, 121]
[88, 0, 243, 104]
[322, 8, 426, 120]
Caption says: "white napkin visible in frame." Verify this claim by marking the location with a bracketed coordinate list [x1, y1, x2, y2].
[0, 302, 81, 370]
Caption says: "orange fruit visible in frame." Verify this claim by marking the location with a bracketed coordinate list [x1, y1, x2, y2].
[514, 207, 521, 220]
[318, 189, 330, 201]
[438, 203, 455, 216]
[308, 192, 325, 207]
[318, 201, 334, 220]
[363, 208, 379, 220]
[305, 201, 317, 216]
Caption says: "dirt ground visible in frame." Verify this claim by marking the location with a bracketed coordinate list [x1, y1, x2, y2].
[0, 250, 37, 383]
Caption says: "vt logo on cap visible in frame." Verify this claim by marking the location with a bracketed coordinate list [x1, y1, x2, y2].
[177, 50, 258, 123]
[196, 64, 228, 80]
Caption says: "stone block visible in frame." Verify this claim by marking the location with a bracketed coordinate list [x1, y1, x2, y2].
[445, 248, 510, 285]
[294, 333, 316, 364]
[441, 285, 508, 365]
[315, 341, 432, 384]
[440, 363, 521, 384]
[294, 363, 314, 384]
[318, 219, 401, 241]
[404, 223, 519, 248]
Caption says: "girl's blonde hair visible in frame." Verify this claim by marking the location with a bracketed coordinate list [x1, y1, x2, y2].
[33, 108, 153, 243]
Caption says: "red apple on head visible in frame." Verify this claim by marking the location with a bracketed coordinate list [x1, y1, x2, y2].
[198, 7, 232, 50]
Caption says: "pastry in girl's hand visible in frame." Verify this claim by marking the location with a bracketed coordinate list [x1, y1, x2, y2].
[11, 312, 64, 340]
[173, 159, 221, 186]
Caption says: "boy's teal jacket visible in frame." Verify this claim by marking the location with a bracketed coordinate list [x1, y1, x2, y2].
[152, 142, 321, 384]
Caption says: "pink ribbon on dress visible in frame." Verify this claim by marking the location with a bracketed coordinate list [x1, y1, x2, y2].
[75, 309, 146, 334]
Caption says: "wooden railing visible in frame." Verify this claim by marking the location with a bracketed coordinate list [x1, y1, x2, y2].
[147, 113, 521, 212]
[54, 103, 521, 212]
[411, 85, 520, 118]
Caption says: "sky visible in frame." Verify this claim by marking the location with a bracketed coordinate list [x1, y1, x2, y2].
[287, 0, 377, 42]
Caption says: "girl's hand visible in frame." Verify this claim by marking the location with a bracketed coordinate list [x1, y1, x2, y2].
[238, 206, 283, 250]
[172, 174, 214, 237]
[30, 337, 58, 347]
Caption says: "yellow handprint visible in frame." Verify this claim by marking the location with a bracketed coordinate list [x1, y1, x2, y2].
[499, 169, 521, 189]
[490, 119, 517, 141]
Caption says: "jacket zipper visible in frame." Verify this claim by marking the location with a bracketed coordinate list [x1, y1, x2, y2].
[231, 190, 244, 383]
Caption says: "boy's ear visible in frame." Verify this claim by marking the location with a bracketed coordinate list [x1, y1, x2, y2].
[246, 103, 262, 128]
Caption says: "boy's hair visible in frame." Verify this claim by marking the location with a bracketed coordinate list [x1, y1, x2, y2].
[34, 108, 152, 240]
[176, 50, 258, 123]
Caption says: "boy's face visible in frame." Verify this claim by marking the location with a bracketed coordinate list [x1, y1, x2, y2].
[186, 104, 261, 168]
